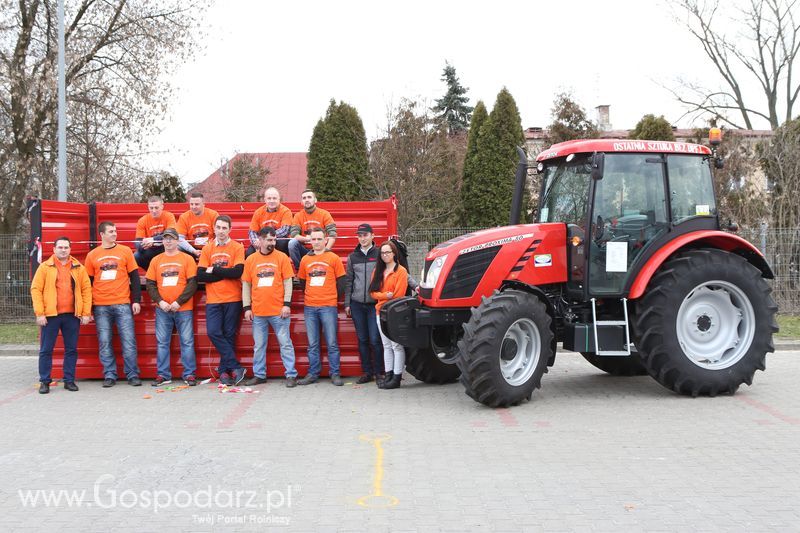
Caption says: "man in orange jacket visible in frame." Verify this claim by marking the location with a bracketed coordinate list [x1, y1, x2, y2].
[30, 237, 92, 394]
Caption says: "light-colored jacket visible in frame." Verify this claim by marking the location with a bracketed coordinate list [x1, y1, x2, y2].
[30, 255, 92, 317]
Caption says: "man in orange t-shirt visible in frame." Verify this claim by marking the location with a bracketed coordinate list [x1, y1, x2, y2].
[197, 215, 246, 386]
[134, 195, 177, 270]
[242, 226, 297, 387]
[85, 221, 142, 387]
[176, 192, 219, 259]
[247, 187, 293, 257]
[297, 228, 345, 386]
[145, 228, 198, 387]
[288, 189, 337, 269]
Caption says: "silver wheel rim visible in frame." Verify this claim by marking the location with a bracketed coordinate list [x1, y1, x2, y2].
[676, 280, 755, 370]
[499, 318, 541, 386]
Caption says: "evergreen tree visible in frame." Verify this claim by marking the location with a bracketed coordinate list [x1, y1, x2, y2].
[459, 100, 488, 222]
[306, 99, 370, 200]
[141, 171, 186, 203]
[466, 88, 525, 227]
[546, 92, 598, 145]
[629, 114, 675, 141]
[432, 62, 474, 134]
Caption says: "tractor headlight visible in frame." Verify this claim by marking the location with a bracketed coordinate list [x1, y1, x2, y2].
[421, 255, 448, 289]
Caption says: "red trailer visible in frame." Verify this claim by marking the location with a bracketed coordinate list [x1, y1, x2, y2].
[28, 197, 399, 379]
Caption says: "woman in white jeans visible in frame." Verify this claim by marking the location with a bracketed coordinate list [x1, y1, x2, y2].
[370, 240, 408, 389]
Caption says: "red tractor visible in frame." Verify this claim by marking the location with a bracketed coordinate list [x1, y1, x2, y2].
[382, 136, 778, 407]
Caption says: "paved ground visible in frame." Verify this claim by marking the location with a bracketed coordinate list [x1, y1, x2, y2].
[0, 350, 798, 532]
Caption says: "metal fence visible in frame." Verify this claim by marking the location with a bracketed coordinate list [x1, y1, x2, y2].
[3, 227, 798, 323]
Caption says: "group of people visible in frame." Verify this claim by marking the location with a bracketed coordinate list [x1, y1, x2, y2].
[30, 188, 410, 394]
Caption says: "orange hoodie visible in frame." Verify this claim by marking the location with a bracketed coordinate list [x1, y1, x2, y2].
[370, 265, 408, 313]
[31, 255, 92, 317]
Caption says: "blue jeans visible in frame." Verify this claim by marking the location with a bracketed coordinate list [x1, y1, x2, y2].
[350, 300, 383, 375]
[39, 313, 79, 384]
[252, 315, 297, 378]
[206, 301, 243, 373]
[155, 308, 196, 379]
[94, 304, 139, 380]
[288, 238, 309, 269]
[304, 306, 340, 376]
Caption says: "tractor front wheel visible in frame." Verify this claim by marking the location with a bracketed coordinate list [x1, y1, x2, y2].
[405, 346, 461, 384]
[457, 290, 553, 407]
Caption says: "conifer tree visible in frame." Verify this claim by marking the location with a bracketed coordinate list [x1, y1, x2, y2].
[432, 62, 474, 134]
[629, 114, 675, 141]
[459, 100, 488, 222]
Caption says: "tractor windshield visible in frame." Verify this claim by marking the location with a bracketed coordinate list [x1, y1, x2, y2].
[538, 154, 592, 227]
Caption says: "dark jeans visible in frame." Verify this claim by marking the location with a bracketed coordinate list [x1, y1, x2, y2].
[245, 238, 289, 258]
[133, 246, 163, 271]
[206, 301, 243, 373]
[39, 313, 79, 384]
[350, 300, 383, 375]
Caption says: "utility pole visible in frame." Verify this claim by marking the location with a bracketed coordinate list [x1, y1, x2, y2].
[57, 0, 67, 201]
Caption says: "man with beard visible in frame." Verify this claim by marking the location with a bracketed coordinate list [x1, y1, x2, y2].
[288, 189, 337, 269]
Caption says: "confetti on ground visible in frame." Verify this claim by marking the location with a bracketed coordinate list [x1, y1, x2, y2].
[216, 384, 259, 394]
[142, 395, 152, 399]
[200, 378, 215, 385]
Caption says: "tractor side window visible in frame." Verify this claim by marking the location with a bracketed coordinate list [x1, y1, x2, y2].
[668, 155, 716, 223]
[539, 156, 592, 227]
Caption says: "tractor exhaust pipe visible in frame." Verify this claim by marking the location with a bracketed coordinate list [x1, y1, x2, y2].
[509, 146, 528, 225]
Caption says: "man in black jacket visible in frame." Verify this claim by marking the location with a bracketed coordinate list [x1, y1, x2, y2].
[344, 224, 384, 384]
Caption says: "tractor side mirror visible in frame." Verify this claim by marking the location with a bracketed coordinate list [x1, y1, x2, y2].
[591, 152, 604, 180]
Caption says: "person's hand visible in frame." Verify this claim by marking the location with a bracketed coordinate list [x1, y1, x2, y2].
[158, 300, 171, 312]
[80, 316, 91, 326]
[142, 238, 154, 249]
[386, 291, 393, 299]
[193, 249, 202, 258]
[131, 303, 141, 315]
[169, 301, 180, 312]
[280, 305, 291, 319]
[205, 266, 214, 274]
[36, 316, 47, 327]
[244, 310, 253, 322]
[345, 306, 351, 317]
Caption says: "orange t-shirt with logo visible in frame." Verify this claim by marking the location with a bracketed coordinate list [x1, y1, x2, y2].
[242, 250, 294, 316]
[84, 244, 138, 306]
[145, 252, 198, 311]
[198, 239, 245, 304]
[249, 204, 293, 232]
[176, 208, 219, 249]
[298, 251, 345, 307]
[291, 207, 335, 236]
[135, 211, 176, 239]
[55, 260, 75, 315]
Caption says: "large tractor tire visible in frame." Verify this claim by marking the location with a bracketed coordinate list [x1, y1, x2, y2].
[634, 249, 778, 396]
[456, 290, 554, 407]
[405, 346, 461, 384]
[580, 353, 648, 376]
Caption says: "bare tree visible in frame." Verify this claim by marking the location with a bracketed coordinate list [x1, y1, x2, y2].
[673, 0, 800, 129]
[0, 0, 208, 233]
[221, 154, 270, 202]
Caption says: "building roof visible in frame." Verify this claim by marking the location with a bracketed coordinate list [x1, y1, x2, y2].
[189, 152, 308, 202]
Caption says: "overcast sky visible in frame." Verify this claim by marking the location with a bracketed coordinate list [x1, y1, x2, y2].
[150, 0, 745, 186]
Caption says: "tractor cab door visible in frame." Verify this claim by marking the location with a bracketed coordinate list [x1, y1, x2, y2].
[587, 153, 669, 296]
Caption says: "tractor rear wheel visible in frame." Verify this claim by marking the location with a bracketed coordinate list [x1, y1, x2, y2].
[634, 249, 777, 396]
[456, 290, 553, 407]
[405, 346, 461, 384]
[580, 352, 648, 376]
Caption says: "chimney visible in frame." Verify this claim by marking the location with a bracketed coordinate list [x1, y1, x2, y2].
[596, 105, 611, 131]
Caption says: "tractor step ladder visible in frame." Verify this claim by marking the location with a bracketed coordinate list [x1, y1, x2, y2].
[590, 297, 632, 356]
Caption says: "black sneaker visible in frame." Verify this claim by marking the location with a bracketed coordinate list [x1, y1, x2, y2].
[102, 378, 116, 388]
[245, 376, 267, 386]
[356, 374, 373, 384]
[128, 377, 142, 386]
[219, 372, 232, 386]
[151, 376, 172, 387]
[232, 368, 246, 385]
[285, 377, 297, 388]
[184, 375, 197, 386]
[297, 374, 319, 386]
[331, 374, 344, 386]
[39, 383, 50, 394]
[64, 382, 79, 392]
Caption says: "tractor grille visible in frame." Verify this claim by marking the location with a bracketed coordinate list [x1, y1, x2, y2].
[440, 246, 501, 299]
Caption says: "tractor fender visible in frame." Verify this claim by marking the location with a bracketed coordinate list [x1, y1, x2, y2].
[628, 230, 774, 300]
[501, 280, 558, 367]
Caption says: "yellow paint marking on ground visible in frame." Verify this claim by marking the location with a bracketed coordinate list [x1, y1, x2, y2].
[357, 433, 399, 508]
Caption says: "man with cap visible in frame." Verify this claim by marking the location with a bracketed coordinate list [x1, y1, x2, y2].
[344, 223, 383, 384]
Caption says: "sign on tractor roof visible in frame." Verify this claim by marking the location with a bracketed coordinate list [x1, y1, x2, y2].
[536, 139, 713, 162]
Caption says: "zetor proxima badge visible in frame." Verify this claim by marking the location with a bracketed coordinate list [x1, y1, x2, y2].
[381, 133, 778, 408]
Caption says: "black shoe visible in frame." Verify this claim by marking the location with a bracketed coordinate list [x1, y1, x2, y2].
[285, 377, 297, 388]
[245, 376, 267, 386]
[356, 374, 374, 384]
[377, 371, 393, 389]
[39, 383, 50, 394]
[151, 376, 172, 387]
[128, 377, 142, 387]
[102, 378, 116, 388]
[64, 382, 79, 392]
[331, 374, 344, 386]
[232, 368, 246, 385]
[184, 375, 197, 386]
[382, 373, 401, 390]
[297, 374, 319, 386]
